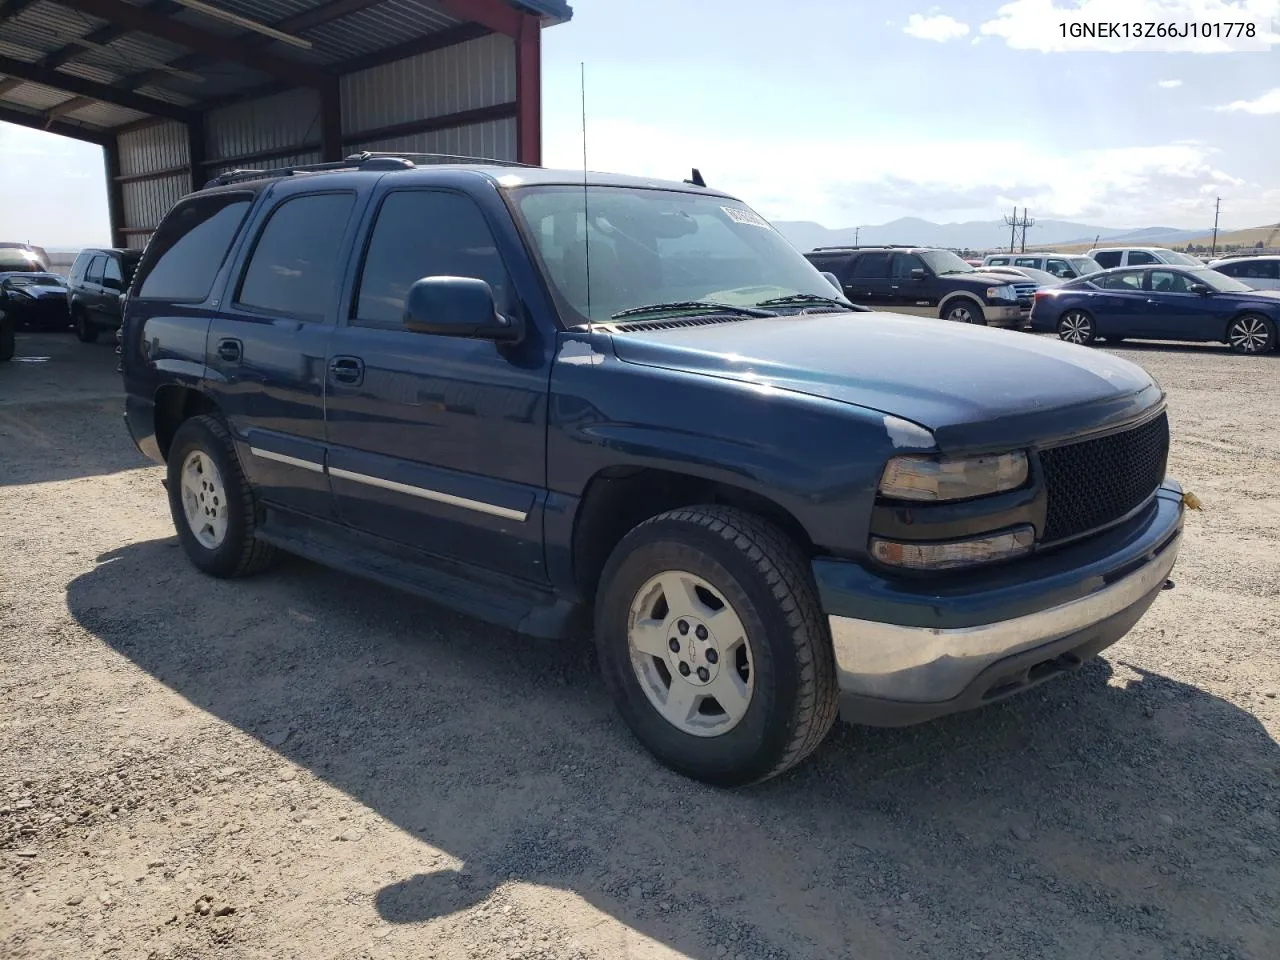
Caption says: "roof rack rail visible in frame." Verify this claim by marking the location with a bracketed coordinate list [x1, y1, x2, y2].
[202, 151, 539, 189]
[811, 244, 921, 251]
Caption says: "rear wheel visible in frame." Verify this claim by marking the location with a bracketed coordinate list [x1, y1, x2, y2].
[167, 415, 277, 578]
[595, 506, 839, 787]
[1057, 309, 1095, 345]
[1226, 314, 1275, 355]
[942, 299, 985, 325]
[73, 308, 98, 343]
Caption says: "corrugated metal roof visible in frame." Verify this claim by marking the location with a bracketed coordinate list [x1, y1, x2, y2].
[300, 0, 463, 62]
[67, 100, 147, 127]
[4, 80, 78, 110]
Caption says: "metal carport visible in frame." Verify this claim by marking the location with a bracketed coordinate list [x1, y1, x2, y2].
[0, 0, 572, 248]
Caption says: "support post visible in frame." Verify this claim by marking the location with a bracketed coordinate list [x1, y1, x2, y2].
[187, 114, 206, 192]
[103, 138, 127, 248]
[515, 15, 541, 165]
[320, 79, 343, 162]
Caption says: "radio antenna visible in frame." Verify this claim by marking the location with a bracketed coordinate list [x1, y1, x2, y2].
[581, 61, 593, 330]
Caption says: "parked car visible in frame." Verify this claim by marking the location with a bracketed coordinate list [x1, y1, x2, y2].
[982, 253, 1101, 279]
[1030, 264, 1280, 354]
[1085, 247, 1201, 269]
[976, 264, 1062, 287]
[0, 242, 51, 273]
[0, 271, 71, 331]
[1206, 254, 1280, 291]
[67, 247, 142, 343]
[804, 245, 1032, 326]
[121, 153, 1185, 786]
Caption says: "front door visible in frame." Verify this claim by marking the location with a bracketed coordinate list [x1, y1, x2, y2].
[887, 252, 937, 315]
[1144, 270, 1220, 342]
[323, 187, 551, 583]
[205, 178, 369, 519]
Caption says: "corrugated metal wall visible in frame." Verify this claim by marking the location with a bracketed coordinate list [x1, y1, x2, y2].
[341, 32, 516, 155]
[349, 120, 516, 160]
[118, 121, 190, 241]
[205, 87, 324, 163]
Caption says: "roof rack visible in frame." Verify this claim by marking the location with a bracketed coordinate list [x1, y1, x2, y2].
[202, 151, 538, 189]
[811, 244, 921, 251]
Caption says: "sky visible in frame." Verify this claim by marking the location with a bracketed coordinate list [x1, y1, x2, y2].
[2, 0, 1279, 248]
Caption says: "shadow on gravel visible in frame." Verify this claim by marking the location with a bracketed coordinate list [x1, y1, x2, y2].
[69, 539, 1280, 960]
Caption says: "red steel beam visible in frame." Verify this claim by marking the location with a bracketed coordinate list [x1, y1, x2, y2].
[435, 0, 523, 39]
[514, 13, 541, 165]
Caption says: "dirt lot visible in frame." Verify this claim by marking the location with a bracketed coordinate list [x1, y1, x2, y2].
[2, 331, 1277, 960]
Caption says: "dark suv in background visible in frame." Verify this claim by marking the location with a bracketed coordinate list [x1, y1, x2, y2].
[119, 153, 1184, 786]
[803, 245, 1033, 327]
[67, 247, 142, 343]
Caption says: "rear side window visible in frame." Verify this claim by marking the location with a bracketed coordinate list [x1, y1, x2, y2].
[1093, 251, 1122, 268]
[236, 193, 356, 320]
[1230, 259, 1279, 280]
[102, 257, 123, 289]
[986, 257, 1010, 266]
[86, 256, 105, 284]
[1095, 270, 1144, 291]
[353, 190, 513, 329]
[851, 252, 891, 278]
[136, 193, 253, 302]
[1127, 250, 1158, 265]
[1013, 257, 1039, 268]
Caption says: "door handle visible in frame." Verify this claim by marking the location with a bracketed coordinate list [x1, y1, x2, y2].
[1146, 299, 1160, 304]
[329, 356, 364, 384]
[217, 338, 242, 363]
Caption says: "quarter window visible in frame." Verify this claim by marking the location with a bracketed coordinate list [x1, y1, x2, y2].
[135, 193, 253, 302]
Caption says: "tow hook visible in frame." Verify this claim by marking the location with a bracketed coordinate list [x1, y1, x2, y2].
[1163, 579, 1175, 591]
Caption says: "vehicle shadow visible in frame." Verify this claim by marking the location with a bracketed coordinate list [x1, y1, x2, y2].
[67, 539, 1280, 960]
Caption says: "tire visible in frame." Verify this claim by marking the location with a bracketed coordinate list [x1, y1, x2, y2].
[0, 318, 13, 362]
[73, 309, 99, 343]
[166, 414, 278, 578]
[1226, 313, 1275, 355]
[1057, 309, 1095, 345]
[594, 506, 839, 787]
[942, 299, 985, 325]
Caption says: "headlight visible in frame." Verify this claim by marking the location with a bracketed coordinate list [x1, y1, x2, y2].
[879, 451, 1029, 502]
[871, 526, 1035, 571]
[985, 284, 1017, 302]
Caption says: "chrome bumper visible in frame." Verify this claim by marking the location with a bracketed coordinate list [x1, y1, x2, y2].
[828, 532, 1180, 704]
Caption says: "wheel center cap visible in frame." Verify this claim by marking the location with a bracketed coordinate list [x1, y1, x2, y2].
[665, 616, 720, 686]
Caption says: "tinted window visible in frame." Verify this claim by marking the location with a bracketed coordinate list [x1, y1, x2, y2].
[1095, 270, 1144, 291]
[1045, 258, 1074, 278]
[1013, 257, 1039, 268]
[851, 252, 891, 278]
[71, 252, 92, 280]
[1232, 259, 1279, 280]
[1093, 251, 1122, 268]
[986, 256, 1010, 266]
[102, 256, 123, 288]
[86, 256, 105, 284]
[1149, 270, 1193, 294]
[354, 191, 513, 329]
[1127, 250, 1158, 265]
[136, 194, 253, 301]
[890, 253, 925, 278]
[236, 193, 355, 319]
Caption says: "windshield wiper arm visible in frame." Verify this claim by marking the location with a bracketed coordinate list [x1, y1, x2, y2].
[754, 292, 856, 309]
[610, 300, 776, 320]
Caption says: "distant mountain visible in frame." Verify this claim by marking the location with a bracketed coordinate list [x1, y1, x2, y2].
[773, 218, 1212, 253]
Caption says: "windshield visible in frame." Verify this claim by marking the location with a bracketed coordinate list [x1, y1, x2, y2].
[1071, 257, 1102, 275]
[0, 251, 46, 271]
[919, 250, 974, 275]
[1190, 268, 1253, 293]
[510, 186, 843, 322]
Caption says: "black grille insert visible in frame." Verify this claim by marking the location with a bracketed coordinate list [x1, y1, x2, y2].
[1040, 412, 1169, 542]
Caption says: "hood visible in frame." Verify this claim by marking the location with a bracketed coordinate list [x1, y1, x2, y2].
[607, 312, 1163, 451]
[11, 284, 67, 299]
[1221, 289, 1280, 302]
[952, 271, 1024, 286]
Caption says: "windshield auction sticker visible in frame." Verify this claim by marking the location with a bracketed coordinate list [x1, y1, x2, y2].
[722, 206, 773, 228]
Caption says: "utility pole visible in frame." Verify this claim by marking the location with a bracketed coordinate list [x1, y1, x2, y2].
[854, 226, 860, 245]
[1004, 207, 1035, 253]
[1210, 197, 1221, 257]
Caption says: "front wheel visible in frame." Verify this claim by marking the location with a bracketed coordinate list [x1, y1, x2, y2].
[595, 506, 839, 787]
[943, 300, 985, 325]
[1226, 314, 1275, 355]
[73, 309, 99, 343]
[1057, 309, 1095, 345]
[166, 415, 277, 578]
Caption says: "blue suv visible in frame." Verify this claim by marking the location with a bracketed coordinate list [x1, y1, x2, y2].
[120, 153, 1185, 786]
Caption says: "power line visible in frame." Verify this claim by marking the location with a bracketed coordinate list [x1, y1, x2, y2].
[1003, 206, 1036, 253]
[1210, 197, 1221, 258]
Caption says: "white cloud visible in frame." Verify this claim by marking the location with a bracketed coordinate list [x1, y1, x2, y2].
[544, 117, 1271, 229]
[980, 0, 1280, 54]
[1214, 87, 1280, 113]
[1158, 79, 1184, 88]
[903, 13, 971, 42]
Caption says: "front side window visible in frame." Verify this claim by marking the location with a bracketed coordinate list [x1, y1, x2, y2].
[1071, 257, 1103, 275]
[237, 192, 356, 319]
[1045, 258, 1073, 278]
[1127, 250, 1158, 265]
[102, 257, 123, 289]
[890, 253, 925, 278]
[1149, 270, 1193, 294]
[1095, 270, 1145, 291]
[511, 185, 841, 322]
[353, 190, 513, 329]
[135, 193, 253, 301]
[1189, 268, 1253, 293]
[1014, 257, 1039, 268]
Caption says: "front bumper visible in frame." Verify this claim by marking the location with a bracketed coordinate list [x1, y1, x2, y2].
[984, 304, 1023, 329]
[814, 481, 1184, 726]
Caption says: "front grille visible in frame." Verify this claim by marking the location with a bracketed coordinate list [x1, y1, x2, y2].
[1012, 281, 1037, 307]
[1040, 412, 1169, 542]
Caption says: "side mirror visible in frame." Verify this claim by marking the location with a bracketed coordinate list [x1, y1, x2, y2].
[1188, 283, 1210, 295]
[820, 271, 842, 292]
[910, 267, 927, 280]
[403, 276, 523, 342]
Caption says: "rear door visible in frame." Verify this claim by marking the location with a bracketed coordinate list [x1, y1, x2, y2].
[843, 251, 893, 309]
[83, 255, 106, 320]
[1089, 269, 1149, 337]
[205, 176, 371, 519]
[100, 256, 125, 325]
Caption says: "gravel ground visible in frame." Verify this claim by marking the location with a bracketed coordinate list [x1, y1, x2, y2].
[2, 332, 1278, 960]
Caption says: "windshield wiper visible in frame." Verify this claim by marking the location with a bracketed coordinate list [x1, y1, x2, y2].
[754, 292, 856, 309]
[610, 300, 776, 321]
